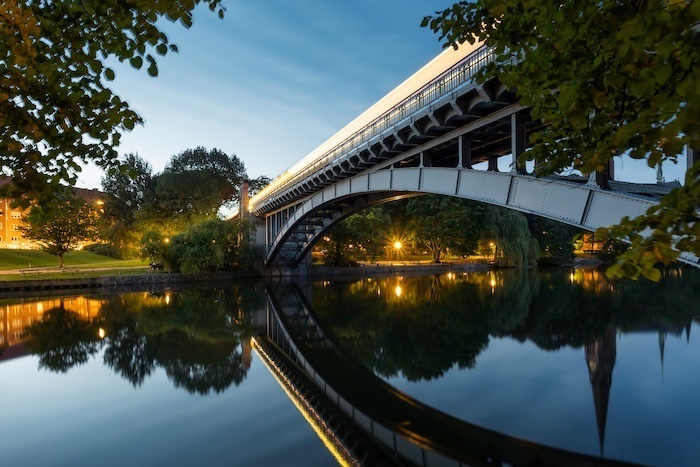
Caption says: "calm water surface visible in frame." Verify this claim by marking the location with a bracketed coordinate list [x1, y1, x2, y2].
[1, 267, 698, 466]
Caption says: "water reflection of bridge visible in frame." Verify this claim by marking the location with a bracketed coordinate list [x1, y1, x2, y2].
[258, 284, 644, 467]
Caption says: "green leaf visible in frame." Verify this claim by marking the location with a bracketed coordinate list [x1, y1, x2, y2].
[104, 68, 115, 81]
[129, 56, 143, 69]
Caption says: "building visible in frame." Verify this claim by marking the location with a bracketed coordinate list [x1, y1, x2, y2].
[0, 177, 104, 249]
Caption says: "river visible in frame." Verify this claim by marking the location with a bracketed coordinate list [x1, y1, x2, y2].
[1, 266, 698, 466]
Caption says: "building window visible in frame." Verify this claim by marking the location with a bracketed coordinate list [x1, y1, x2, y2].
[10, 211, 21, 219]
[11, 237, 19, 243]
[11, 224, 20, 231]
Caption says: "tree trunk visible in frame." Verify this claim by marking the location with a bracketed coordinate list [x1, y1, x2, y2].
[58, 254, 64, 269]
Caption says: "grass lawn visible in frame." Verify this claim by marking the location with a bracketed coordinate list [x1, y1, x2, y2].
[0, 249, 148, 270]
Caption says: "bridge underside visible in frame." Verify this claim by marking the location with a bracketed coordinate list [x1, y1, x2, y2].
[262, 167, 698, 268]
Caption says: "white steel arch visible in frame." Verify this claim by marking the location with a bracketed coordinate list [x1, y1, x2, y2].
[264, 167, 699, 268]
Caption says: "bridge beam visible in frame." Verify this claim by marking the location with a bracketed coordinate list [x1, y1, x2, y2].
[261, 167, 698, 268]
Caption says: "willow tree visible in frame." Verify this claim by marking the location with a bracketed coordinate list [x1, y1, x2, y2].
[489, 208, 539, 268]
[0, 0, 225, 204]
[422, 0, 700, 280]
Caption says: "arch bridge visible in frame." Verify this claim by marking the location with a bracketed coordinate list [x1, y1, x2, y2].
[248, 43, 699, 269]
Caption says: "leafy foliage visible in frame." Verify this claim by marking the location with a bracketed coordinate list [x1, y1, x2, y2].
[138, 147, 250, 232]
[141, 218, 259, 274]
[406, 195, 488, 262]
[422, 0, 700, 278]
[19, 192, 100, 267]
[100, 153, 154, 257]
[527, 215, 580, 266]
[164, 147, 247, 207]
[319, 206, 392, 266]
[0, 0, 225, 205]
[489, 208, 539, 268]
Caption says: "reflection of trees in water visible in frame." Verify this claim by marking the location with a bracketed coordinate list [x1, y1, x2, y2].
[26, 303, 103, 373]
[314, 275, 492, 381]
[26, 285, 259, 394]
[103, 321, 154, 387]
[312, 268, 700, 382]
[155, 331, 248, 394]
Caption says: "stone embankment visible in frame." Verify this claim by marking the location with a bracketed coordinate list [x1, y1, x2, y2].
[0, 262, 492, 293]
[0, 270, 256, 293]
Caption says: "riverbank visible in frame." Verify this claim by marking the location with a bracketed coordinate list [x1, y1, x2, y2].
[0, 260, 498, 294]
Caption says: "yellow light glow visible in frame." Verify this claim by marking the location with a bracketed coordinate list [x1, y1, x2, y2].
[164, 238, 170, 243]
[98, 328, 106, 339]
[395, 285, 402, 297]
[490, 279, 496, 288]
[165, 293, 171, 305]
[393, 241, 402, 250]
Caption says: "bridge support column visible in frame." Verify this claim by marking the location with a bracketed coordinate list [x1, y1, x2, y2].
[419, 151, 432, 168]
[511, 111, 527, 174]
[488, 156, 499, 171]
[458, 136, 472, 169]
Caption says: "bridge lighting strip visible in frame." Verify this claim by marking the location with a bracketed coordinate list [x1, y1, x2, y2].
[251, 337, 360, 467]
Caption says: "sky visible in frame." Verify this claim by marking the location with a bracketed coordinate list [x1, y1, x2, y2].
[76, 0, 688, 191]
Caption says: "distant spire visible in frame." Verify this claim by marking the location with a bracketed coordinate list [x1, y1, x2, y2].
[659, 330, 666, 384]
[585, 327, 617, 457]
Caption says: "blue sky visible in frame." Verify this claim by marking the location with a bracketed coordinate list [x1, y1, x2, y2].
[76, 0, 687, 190]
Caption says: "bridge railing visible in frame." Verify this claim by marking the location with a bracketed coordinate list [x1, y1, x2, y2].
[251, 45, 495, 211]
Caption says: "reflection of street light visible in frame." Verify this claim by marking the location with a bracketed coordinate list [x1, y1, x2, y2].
[395, 285, 402, 297]
[98, 328, 106, 339]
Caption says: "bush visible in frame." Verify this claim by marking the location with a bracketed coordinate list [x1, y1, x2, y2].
[140, 219, 260, 274]
[83, 243, 124, 259]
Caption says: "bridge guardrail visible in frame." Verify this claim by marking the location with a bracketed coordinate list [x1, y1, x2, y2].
[251, 45, 495, 211]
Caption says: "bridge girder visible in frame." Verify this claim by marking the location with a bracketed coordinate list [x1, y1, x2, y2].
[263, 167, 699, 268]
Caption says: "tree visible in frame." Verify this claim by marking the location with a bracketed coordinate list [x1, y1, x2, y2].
[164, 147, 247, 207]
[527, 215, 580, 266]
[406, 195, 488, 263]
[488, 207, 539, 268]
[141, 171, 227, 232]
[142, 218, 258, 273]
[20, 192, 100, 267]
[248, 175, 272, 197]
[318, 206, 392, 266]
[100, 153, 154, 256]
[139, 148, 251, 231]
[422, 0, 700, 279]
[0, 0, 225, 205]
